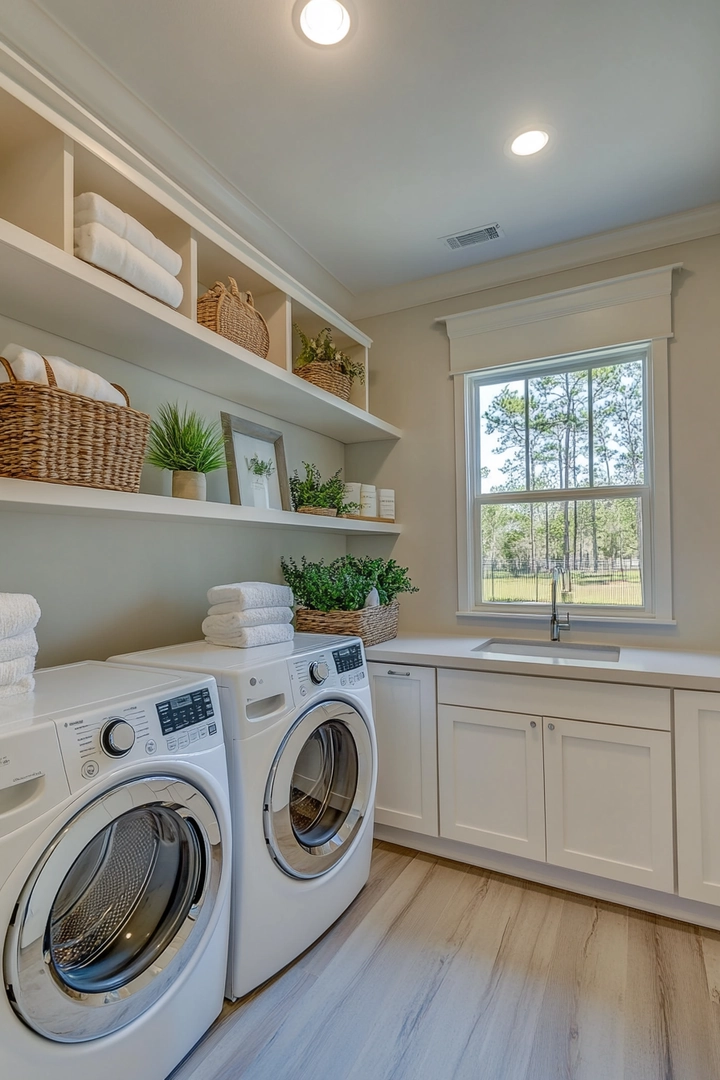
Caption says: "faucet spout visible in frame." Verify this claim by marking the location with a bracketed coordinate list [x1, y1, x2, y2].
[550, 567, 571, 642]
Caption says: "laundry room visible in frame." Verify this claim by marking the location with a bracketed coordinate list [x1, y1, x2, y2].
[2, 1, 720, 1077]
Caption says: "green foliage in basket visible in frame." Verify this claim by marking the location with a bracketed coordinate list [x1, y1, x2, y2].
[293, 324, 366, 384]
[289, 462, 360, 514]
[281, 554, 418, 612]
[146, 402, 227, 474]
[246, 454, 275, 477]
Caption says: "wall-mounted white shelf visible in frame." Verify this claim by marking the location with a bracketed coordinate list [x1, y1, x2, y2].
[0, 219, 400, 445]
[0, 477, 403, 534]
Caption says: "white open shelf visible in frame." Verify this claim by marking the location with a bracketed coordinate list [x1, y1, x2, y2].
[0, 477, 403, 534]
[0, 219, 400, 445]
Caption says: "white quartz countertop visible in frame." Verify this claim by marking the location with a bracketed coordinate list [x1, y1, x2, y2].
[365, 634, 720, 691]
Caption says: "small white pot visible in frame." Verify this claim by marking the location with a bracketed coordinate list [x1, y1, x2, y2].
[172, 471, 207, 500]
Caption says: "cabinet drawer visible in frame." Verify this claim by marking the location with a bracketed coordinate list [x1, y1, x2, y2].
[437, 669, 670, 731]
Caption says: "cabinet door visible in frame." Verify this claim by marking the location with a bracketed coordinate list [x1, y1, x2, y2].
[543, 717, 674, 891]
[368, 663, 438, 836]
[675, 690, 720, 905]
[437, 705, 546, 861]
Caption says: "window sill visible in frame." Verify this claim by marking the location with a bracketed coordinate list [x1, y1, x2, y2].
[456, 611, 677, 629]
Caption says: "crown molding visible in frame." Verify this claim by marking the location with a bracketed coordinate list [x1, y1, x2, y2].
[349, 203, 720, 322]
[0, 2, 354, 316]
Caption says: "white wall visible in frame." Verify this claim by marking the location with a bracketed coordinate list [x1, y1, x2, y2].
[348, 234, 720, 652]
[0, 313, 346, 666]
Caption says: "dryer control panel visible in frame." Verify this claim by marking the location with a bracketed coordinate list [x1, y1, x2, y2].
[54, 678, 223, 791]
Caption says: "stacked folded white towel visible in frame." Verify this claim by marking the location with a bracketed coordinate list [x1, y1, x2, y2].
[0, 343, 127, 405]
[0, 594, 40, 698]
[203, 582, 294, 648]
[74, 192, 184, 309]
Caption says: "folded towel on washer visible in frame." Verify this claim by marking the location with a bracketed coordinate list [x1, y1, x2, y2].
[206, 582, 294, 610]
[203, 623, 294, 649]
[0, 655, 35, 687]
[0, 630, 38, 664]
[205, 604, 294, 624]
[74, 192, 182, 277]
[0, 343, 127, 406]
[0, 594, 41, 640]
[74, 222, 184, 309]
[202, 610, 293, 639]
[0, 675, 34, 698]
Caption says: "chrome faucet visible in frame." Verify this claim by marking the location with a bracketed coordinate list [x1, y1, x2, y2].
[550, 567, 571, 642]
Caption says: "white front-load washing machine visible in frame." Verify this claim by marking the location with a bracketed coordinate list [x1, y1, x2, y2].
[110, 634, 377, 999]
[0, 661, 231, 1080]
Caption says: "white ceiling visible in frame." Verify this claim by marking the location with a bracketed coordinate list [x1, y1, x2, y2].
[22, 0, 720, 294]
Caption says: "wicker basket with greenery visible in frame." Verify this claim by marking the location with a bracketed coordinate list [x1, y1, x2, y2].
[281, 555, 418, 646]
[292, 325, 365, 402]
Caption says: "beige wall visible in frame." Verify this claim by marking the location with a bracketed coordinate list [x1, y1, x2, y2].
[0, 313, 346, 667]
[348, 233, 720, 652]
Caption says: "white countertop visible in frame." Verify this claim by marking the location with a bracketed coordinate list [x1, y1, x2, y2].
[365, 634, 720, 691]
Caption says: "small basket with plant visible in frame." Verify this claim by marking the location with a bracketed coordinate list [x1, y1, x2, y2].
[281, 554, 418, 646]
[293, 324, 365, 402]
[146, 402, 227, 501]
[289, 462, 359, 517]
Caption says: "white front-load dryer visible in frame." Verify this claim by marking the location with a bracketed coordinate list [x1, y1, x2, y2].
[0, 661, 231, 1080]
[110, 634, 377, 999]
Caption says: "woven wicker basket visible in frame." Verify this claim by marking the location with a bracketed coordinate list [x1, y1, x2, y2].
[197, 278, 270, 359]
[294, 601, 400, 647]
[0, 356, 150, 493]
[295, 361, 352, 401]
[297, 506, 338, 517]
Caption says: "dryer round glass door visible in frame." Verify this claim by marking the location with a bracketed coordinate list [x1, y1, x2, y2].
[264, 700, 374, 879]
[4, 775, 224, 1042]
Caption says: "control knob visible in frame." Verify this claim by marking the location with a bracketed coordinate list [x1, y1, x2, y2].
[100, 718, 136, 757]
[309, 660, 330, 685]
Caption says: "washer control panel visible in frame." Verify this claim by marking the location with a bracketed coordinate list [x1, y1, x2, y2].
[54, 678, 223, 791]
[288, 640, 368, 703]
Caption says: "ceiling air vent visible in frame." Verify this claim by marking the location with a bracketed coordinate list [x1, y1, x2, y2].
[441, 223, 504, 250]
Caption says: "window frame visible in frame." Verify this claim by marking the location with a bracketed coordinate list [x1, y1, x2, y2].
[455, 337, 672, 625]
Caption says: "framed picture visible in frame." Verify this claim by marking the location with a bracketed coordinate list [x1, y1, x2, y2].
[221, 413, 291, 511]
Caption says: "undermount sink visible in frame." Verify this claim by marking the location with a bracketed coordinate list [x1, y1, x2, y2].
[473, 638, 621, 663]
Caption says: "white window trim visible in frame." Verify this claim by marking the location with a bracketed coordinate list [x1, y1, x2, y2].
[442, 266, 677, 627]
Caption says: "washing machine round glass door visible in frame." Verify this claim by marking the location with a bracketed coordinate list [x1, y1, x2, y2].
[4, 775, 223, 1043]
[263, 700, 374, 879]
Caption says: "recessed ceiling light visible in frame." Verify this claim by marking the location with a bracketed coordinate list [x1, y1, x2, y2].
[299, 0, 351, 44]
[510, 130, 550, 156]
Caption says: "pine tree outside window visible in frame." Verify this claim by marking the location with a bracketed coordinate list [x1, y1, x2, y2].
[465, 343, 661, 617]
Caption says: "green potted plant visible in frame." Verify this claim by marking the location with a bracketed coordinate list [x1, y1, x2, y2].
[146, 402, 226, 501]
[281, 554, 418, 646]
[288, 462, 360, 517]
[246, 453, 275, 509]
[293, 324, 365, 402]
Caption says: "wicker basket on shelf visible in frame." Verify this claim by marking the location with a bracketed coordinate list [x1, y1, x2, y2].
[295, 361, 352, 401]
[296, 506, 338, 517]
[197, 277, 270, 358]
[0, 356, 150, 493]
[294, 600, 399, 647]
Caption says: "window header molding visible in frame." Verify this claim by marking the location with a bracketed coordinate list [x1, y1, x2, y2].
[438, 263, 682, 374]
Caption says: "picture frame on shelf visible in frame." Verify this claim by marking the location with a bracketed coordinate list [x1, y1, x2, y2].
[221, 413, 291, 511]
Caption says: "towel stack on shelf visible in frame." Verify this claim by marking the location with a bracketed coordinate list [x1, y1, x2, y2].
[0, 594, 40, 698]
[74, 192, 184, 309]
[202, 582, 294, 648]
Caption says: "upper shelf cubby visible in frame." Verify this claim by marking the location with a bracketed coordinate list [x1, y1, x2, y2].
[0, 76, 396, 444]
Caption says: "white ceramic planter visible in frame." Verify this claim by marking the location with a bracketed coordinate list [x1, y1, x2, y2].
[172, 471, 207, 500]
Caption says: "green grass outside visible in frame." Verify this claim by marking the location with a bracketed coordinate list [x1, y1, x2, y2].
[481, 569, 643, 606]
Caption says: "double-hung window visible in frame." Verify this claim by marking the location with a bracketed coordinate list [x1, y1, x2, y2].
[462, 341, 670, 620]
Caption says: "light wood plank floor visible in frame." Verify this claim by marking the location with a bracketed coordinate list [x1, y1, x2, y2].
[173, 841, 720, 1080]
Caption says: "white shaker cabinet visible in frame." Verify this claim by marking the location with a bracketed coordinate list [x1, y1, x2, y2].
[543, 716, 674, 891]
[675, 690, 720, 905]
[437, 705, 546, 861]
[368, 663, 438, 836]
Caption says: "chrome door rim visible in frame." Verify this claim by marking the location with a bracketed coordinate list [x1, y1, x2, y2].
[4, 775, 223, 1043]
[263, 700, 373, 880]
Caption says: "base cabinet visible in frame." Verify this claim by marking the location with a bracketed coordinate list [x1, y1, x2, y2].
[675, 690, 720, 904]
[368, 663, 438, 836]
[543, 716, 674, 891]
[437, 704, 546, 861]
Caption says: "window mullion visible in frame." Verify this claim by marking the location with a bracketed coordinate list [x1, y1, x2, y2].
[524, 378, 531, 491]
[588, 368, 594, 488]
